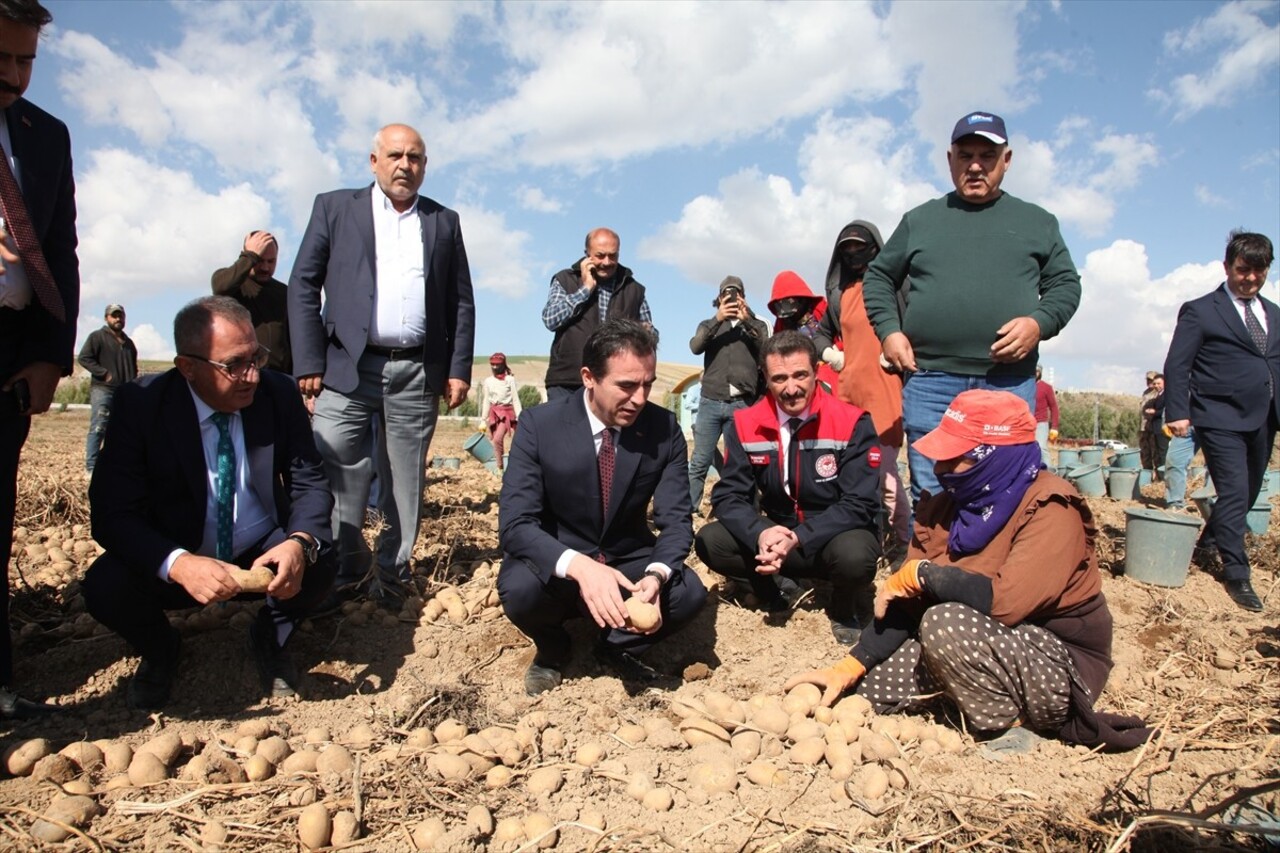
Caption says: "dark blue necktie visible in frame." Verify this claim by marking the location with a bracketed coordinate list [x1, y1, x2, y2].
[211, 412, 235, 561]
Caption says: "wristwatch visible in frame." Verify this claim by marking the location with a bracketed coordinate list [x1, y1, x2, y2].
[643, 568, 667, 586]
[287, 534, 319, 566]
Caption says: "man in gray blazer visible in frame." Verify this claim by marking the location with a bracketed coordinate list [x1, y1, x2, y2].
[289, 124, 475, 606]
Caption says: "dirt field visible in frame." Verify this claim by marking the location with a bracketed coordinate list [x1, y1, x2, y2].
[0, 410, 1276, 851]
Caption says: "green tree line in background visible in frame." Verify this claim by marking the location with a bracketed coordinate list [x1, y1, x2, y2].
[1056, 391, 1143, 446]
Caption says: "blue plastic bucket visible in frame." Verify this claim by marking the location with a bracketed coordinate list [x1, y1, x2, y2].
[1079, 447, 1104, 466]
[1067, 464, 1106, 497]
[463, 431, 495, 464]
[1138, 468, 1152, 487]
[1190, 486, 1216, 520]
[1188, 465, 1206, 481]
[1108, 467, 1140, 500]
[1058, 449, 1080, 468]
[1268, 469, 1280, 498]
[1124, 508, 1202, 588]
[1110, 448, 1141, 469]
[1247, 498, 1272, 535]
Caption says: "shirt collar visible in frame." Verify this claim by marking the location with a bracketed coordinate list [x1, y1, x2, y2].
[186, 382, 235, 426]
[582, 392, 614, 438]
[372, 182, 417, 216]
[774, 401, 812, 428]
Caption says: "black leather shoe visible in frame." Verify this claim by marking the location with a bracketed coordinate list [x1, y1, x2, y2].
[829, 617, 862, 646]
[524, 661, 563, 696]
[249, 619, 300, 698]
[0, 686, 56, 719]
[128, 652, 180, 710]
[1224, 579, 1264, 612]
[595, 645, 659, 682]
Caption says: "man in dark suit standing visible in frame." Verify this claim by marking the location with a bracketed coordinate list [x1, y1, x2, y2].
[83, 298, 335, 709]
[289, 124, 475, 606]
[498, 320, 707, 696]
[1164, 231, 1278, 612]
[0, 0, 79, 719]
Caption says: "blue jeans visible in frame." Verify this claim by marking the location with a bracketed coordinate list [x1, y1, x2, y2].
[688, 396, 746, 511]
[85, 385, 115, 472]
[901, 370, 1036, 503]
[1163, 428, 1198, 508]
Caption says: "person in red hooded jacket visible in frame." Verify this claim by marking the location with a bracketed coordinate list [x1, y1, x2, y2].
[767, 271, 839, 390]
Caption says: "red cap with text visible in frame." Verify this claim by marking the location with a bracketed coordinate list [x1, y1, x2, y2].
[912, 389, 1037, 460]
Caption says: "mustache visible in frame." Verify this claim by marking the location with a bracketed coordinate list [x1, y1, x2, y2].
[0, 83, 20, 96]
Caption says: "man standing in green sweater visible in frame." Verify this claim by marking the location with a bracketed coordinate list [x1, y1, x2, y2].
[862, 111, 1081, 502]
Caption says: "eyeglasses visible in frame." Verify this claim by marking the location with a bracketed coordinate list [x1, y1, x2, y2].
[181, 347, 270, 380]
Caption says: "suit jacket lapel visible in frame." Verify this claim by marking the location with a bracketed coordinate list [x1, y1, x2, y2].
[1212, 286, 1254, 350]
[417, 197, 435, 276]
[242, 391, 278, 524]
[355, 186, 376, 285]
[609, 423, 644, 529]
[162, 376, 208, 510]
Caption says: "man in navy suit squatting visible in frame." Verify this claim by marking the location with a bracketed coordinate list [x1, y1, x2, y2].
[1164, 230, 1279, 613]
[498, 320, 708, 696]
[0, 0, 79, 718]
[84, 298, 335, 709]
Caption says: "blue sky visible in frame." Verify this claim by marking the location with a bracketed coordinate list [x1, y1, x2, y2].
[27, 0, 1280, 392]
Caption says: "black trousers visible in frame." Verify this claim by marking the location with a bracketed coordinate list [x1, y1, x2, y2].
[497, 552, 708, 667]
[694, 521, 879, 625]
[0, 307, 34, 686]
[82, 542, 337, 663]
[1200, 421, 1278, 582]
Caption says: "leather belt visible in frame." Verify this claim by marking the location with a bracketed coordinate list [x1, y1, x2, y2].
[365, 344, 423, 360]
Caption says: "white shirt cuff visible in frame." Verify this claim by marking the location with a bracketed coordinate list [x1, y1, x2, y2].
[644, 562, 672, 582]
[554, 549, 580, 579]
[160, 549, 187, 582]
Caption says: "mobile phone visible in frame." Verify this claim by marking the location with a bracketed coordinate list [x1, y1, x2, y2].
[13, 378, 30, 414]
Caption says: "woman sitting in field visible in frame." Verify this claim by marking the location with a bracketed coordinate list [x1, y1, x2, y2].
[786, 390, 1154, 755]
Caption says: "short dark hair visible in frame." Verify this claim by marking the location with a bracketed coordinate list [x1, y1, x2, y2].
[0, 0, 52, 29]
[174, 296, 252, 357]
[582, 319, 657, 378]
[760, 330, 817, 371]
[1225, 230, 1274, 269]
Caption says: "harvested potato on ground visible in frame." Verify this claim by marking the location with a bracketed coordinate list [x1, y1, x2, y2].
[524, 812, 558, 849]
[29, 795, 99, 843]
[789, 737, 826, 766]
[690, 761, 737, 794]
[331, 810, 359, 845]
[412, 817, 448, 851]
[493, 816, 524, 844]
[745, 761, 786, 787]
[298, 802, 331, 850]
[751, 706, 790, 736]
[626, 771, 654, 801]
[575, 741, 607, 767]
[680, 717, 731, 747]
[431, 752, 472, 782]
[783, 683, 821, 717]
[616, 724, 647, 746]
[526, 766, 564, 796]
[127, 752, 168, 786]
[860, 765, 890, 800]
[31, 753, 76, 784]
[4, 738, 51, 777]
[642, 787, 674, 812]
[316, 745, 354, 775]
[731, 730, 762, 762]
[486, 766, 515, 788]
[435, 718, 468, 744]
[467, 804, 494, 837]
[59, 741, 104, 771]
[244, 754, 273, 782]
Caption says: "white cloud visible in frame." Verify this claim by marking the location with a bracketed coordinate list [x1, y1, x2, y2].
[452, 204, 541, 299]
[1194, 184, 1229, 207]
[129, 324, 174, 362]
[1045, 240, 1224, 390]
[76, 149, 274, 302]
[1006, 127, 1158, 236]
[640, 113, 938, 302]
[517, 186, 563, 214]
[1150, 1, 1280, 120]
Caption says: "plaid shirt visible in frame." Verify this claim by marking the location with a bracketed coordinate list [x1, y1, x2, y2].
[541, 275, 652, 331]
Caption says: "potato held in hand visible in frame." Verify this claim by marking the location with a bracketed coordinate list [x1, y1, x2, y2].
[624, 597, 660, 632]
[228, 565, 275, 593]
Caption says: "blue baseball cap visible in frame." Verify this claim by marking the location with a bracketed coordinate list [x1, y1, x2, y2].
[951, 111, 1008, 145]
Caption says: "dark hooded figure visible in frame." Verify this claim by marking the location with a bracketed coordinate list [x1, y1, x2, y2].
[812, 220, 909, 553]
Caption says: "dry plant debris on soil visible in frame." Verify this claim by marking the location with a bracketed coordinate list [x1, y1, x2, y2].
[1, 414, 1277, 852]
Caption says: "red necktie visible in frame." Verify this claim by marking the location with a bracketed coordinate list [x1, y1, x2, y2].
[596, 428, 615, 562]
[0, 142, 64, 322]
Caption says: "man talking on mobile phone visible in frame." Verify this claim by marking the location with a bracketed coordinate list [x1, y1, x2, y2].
[542, 228, 654, 401]
[0, 0, 81, 718]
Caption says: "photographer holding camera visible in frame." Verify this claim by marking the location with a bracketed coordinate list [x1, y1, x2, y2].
[688, 276, 769, 513]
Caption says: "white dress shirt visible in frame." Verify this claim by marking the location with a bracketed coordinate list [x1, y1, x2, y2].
[1231, 294, 1270, 336]
[159, 386, 275, 579]
[0, 114, 32, 311]
[368, 183, 427, 347]
[775, 402, 813, 497]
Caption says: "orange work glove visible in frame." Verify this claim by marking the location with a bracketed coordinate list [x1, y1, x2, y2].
[784, 655, 868, 708]
[874, 559, 926, 619]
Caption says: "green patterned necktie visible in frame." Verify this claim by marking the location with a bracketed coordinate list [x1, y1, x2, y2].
[211, 412, 235, 561]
